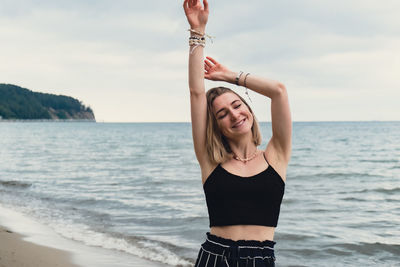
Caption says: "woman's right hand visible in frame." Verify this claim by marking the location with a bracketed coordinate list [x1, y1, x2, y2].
[204, 56, 235, 82]
[183, 0, 209, 32]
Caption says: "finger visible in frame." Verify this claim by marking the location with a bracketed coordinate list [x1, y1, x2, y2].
[206, 56, 218, 64]
[204, 59, 213, 67]
[203, 0, 209, 12]
[183, 0, 188, 12]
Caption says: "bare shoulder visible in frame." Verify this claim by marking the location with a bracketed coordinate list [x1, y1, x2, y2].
[264, 138, 290, 182]
[200, 161, 219, 185]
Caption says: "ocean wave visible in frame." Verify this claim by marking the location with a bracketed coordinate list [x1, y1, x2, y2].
[295, 147, 312, 151]
[292, 172, 383, 179]
[339, 197, 367, 202]
[328, 242, 400, 256]
[320, 247, 352, 256]
[52, 224, 193, 266]
[350, 187, 400, 195]
[333, 138, 349, 142]
[277, 232, 316, 241]
[359, 159, 399, 164]
[373, 187, 400, 194]
[389, 165, 400, 169]
[281, 241, 400, 262]
[0, 180, 32, 189]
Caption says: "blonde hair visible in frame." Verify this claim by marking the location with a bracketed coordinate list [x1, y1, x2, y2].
[206, 87, 262, 164]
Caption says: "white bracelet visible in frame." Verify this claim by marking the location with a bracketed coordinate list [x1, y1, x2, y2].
[189, 34, 206, 54]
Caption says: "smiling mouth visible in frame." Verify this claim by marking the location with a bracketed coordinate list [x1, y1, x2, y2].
[232, 118, 246, 128]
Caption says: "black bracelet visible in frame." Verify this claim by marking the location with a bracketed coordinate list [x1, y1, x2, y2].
[189, 36, 205, 40]
[236, 71, 243, 85]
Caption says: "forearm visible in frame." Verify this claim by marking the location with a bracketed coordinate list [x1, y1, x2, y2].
[222, 71, 285, 98]
[188, 30, 206, 95]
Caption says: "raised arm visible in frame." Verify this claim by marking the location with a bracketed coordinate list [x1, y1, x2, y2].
[204, 57, 292, 163]
[183, 0, 211, 170]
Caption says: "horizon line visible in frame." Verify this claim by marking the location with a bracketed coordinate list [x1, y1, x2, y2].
[1, 119, 399, 123]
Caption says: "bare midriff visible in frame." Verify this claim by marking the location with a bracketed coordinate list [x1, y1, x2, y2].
[210, 225, 275, 241]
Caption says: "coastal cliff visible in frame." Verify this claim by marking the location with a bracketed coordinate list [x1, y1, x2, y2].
[0, 84, 95, 121]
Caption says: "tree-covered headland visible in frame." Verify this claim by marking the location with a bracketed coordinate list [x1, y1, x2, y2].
[0, 84, 95, 121]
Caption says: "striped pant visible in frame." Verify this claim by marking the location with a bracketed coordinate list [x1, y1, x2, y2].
[194, 232, 276, 267]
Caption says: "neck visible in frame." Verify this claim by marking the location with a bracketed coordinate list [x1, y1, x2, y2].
[228, 133, 257, 159]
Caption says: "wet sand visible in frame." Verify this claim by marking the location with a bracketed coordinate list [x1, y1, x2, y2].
[0, 225, 79, 267]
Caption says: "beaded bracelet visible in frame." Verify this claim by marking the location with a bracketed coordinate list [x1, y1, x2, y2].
[188, 29, 205, 36]
[187, 29, 214, 54]
[189, 40, 205, 46]
[189, 38, 206, 45]
[188, 29, 214, 42]
[189, 38, 206, 54]
[189, 36, 205, 41]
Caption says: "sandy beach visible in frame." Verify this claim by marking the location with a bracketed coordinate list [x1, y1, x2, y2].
[0, 223, 168, 267]
[0, 204, 168, 267]
[0, 225, 79, 267]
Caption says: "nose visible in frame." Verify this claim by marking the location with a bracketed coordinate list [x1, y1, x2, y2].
[230, 108, 240, 121]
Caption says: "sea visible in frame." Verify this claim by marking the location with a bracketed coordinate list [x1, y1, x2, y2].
[0, 121, 399, 267]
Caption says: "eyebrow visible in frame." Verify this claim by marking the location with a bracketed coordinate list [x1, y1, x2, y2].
[216, 100, 240, 116]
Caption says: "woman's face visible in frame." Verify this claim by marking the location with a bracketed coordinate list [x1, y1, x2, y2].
[212, 92, 253, 139]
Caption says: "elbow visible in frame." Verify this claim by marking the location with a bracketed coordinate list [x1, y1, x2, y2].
[190, 89, 203, 97]
[190, 89, 206, 99]
[277, 82, 287, 93]
[272, 82, 287, 98]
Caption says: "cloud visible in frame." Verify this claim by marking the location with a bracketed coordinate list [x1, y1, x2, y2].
[0, 0, 399, 121]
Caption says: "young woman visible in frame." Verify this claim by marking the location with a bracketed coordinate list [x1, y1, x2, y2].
[183, 0, 292, 266]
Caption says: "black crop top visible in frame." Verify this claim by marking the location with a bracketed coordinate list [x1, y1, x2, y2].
[203, 154, 285, 228]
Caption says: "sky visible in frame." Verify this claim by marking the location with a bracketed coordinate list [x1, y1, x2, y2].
[1, 0, 399, 122]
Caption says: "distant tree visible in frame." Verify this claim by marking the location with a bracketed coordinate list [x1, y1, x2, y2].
[0, 83, 94, 120]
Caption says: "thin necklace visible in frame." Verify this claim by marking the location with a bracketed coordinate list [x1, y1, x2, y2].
[233, 149, 259, 163]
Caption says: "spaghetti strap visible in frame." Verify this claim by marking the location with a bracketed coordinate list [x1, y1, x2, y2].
[263, 151, 269, 165]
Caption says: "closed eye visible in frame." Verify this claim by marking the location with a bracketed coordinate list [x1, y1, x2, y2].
[218, 113, 227, 119]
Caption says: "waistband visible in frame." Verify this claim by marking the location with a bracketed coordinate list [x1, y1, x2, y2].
[201, 232, 275, 261]
[206, 232, 276, 248]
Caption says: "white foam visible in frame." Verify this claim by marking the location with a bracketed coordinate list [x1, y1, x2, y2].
[0, 203, 166, 267]
[49, 221, 192, 266]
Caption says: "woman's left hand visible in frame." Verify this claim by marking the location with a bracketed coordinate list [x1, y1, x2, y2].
[204, 56, 234, 82]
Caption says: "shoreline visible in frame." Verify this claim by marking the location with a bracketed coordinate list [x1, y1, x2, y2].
[0, 204, 168, 267]
[0, 225, 79, 267]
[0, 119, 96, 122]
